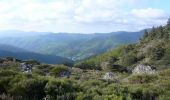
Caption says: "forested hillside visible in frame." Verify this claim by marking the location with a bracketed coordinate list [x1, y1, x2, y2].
[0, 30, 144, 60]
[0, 44, 73, 64]
[75, 19, 170, 70]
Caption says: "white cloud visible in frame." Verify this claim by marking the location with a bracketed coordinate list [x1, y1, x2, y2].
[74, 0, 132, 23]
[0, 0, 169, 33]
[132, 8, 167, 19]
[130, 8, 168, 28]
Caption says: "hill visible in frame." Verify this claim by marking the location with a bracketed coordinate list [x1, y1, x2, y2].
[0, 44, 28, 52]
[0, 45, 73, 64]
[0, 30, 144, 60]
[75, 19, 170, 70]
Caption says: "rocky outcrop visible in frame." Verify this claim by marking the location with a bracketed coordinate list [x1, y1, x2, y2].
[59, 71, 71, 77]
[132, 64, 155, 74]
[0, 57, 20, 63]
[103, 72, 116, 80]
[20, 63, 32, 74]
[100, 62, 110, 70]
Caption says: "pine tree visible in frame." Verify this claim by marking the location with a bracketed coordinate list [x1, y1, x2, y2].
[143, 29, 149, 38]
[157, 26, 164, 38]
[149, 27, 156, 39]
[167, 18, 170, 30]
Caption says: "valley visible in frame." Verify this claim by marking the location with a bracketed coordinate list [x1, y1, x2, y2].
[0, 30, 144, 61]
[0, 19, 170, 100]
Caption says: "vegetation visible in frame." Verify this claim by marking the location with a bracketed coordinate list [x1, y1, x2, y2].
[75, 20, 170, 70]
[50, 65, 69, 77]
[0, 19, 170, 100]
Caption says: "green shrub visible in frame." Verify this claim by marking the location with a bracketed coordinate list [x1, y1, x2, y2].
[45, 79, 77, 100]
[121, 54, 137, 66]
[74, 61, 100, 70]
[50, 65, 69, 77]
[159, 69, 170, 77]
[128, 74, 158, 84]
[8, 75, 48, 100]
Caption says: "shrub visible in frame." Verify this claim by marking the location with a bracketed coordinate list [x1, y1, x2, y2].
[128, 74, 158, 84]
[45, 79, 77, 100]
[50, 65, 69, 77]
[74, 61, 100, 70]
[121, 54, 137, 66]
[159, 69, 170, 77]
[9, 75, 48, 100]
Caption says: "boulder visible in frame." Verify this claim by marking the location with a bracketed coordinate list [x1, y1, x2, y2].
[100, 61, 110, 70]
[20, 63, 32, 74]
[132, 64, 155, 74]
[103, 72, 116, 80]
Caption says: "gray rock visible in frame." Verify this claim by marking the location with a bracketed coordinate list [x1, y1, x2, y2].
[20, 63, 32, 74]
[103, 72, 116, 80]
[132, 64, 155, 74]
[100, 62, 110, 70]
[59, 71, 71, 77]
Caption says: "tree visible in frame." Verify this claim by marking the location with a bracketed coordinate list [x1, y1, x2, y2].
[167, 18, 170, 30]
[157, 26, 164, 38]
[148, 46, 165, 60]
[149, 27, 157, 39]
[143, 30, 149, 38]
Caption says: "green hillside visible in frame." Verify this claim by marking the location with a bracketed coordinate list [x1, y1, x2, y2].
[0, 44, 73, 64]
[75, 20, 170, 70]
[0, 31, 144, 60]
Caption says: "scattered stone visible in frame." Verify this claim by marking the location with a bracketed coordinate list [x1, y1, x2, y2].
[0, 57, 21, 63]
[103, 72, 116, 80]
[59, 71, 71, 77]
[100, 62, 110, 70]
[20, 63, 32, 74]
[132, 64, 155, 74]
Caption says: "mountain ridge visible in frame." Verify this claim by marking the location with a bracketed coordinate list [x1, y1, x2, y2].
[0, 44, 73, 64]
[0, 30, 145, 60]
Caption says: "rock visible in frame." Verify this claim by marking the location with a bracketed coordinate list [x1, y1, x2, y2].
[0, 58, 4, 63]
[59, 71, 71, 77]
[103, 72, 116, 80]
[0, 57, 20, 63]
[20, 63, 32, 74]
[100, 62, 110, 70]
[132, 64, 155, 74]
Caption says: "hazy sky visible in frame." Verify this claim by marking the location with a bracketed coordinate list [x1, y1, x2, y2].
[0, 0, 169, 33]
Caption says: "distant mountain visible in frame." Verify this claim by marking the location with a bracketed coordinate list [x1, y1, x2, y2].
[0, 30, 145, 60]
[0, 30, 48, 37]
[0, 44, 28, 52]
[0, 45, 73, 64]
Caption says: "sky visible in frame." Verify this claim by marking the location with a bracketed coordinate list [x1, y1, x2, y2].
[0, 0, 169, 33]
